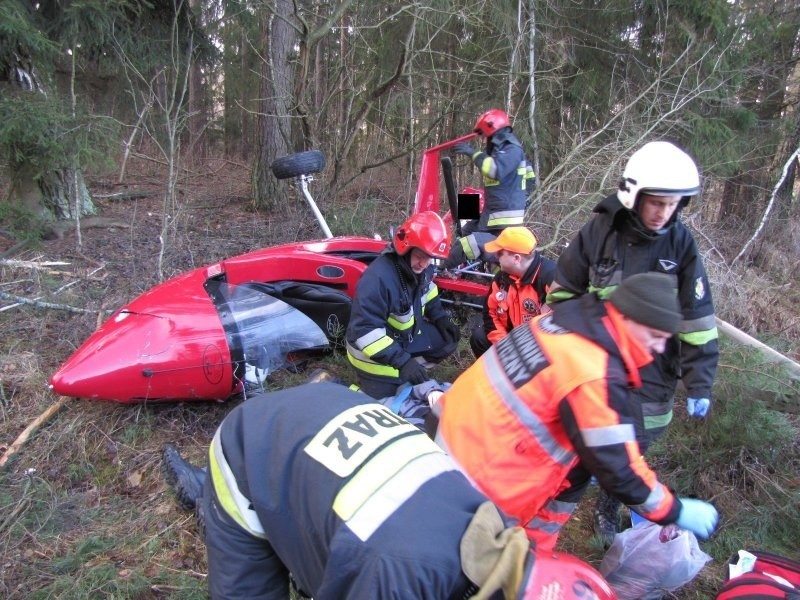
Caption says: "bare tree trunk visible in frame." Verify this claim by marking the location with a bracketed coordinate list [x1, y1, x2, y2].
[157, 27, 194, 280]
[222, 0, 241, 159]
[506, 1, 523, 111]
[252, 0, 299, 209]
[11, 167, 95, 223]
[112, 1, 194, 280]
[240, 26, 253, 160]
[732, 142, 800, 266]
[118, 100, 152, 184]
[526, 0, 541, 184]
[3, 51, 96, 227]
[188, 56, 205, 161]
[187, 0, 205, 161]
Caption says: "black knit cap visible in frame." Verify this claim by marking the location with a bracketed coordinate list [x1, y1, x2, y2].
[609, 273, 681, 334]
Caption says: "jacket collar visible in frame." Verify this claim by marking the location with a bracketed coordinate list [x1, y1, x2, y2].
[519, 253, 543, 286]
[603, 304, 654, 388]
[551, 294, 652, 388]
[497, 253, 542, 288]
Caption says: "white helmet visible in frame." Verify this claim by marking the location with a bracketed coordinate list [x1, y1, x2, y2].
[617, 141, 701, 210]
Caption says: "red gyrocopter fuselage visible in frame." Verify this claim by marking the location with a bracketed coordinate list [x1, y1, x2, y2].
[49, 135, 489, 403]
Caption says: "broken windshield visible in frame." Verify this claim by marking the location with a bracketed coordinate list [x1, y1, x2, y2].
[211, 282, 330, 386]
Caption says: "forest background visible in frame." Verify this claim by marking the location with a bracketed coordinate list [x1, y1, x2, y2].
[1, 0, 799, 598]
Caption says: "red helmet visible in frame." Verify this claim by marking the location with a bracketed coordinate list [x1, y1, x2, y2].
[518, 550, 616, 600]
[393, 211, 451, 258]
[474, 109, 511, 137]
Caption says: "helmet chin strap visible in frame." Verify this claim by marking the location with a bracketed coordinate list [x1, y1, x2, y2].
[395, 252, 419, 283]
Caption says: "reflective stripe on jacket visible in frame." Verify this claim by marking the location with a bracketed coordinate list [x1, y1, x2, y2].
[471, 129, 534, 232]
[346, 250, 446, 377]
[208, 383, 485, 599]
[437, 295, 681, 539]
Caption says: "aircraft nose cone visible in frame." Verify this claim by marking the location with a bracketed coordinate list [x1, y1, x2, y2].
[50, 304, 233, 403]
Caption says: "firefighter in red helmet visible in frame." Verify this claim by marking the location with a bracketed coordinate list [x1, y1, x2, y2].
[445, 109, 536, 268]
[346, 211, 461, 398]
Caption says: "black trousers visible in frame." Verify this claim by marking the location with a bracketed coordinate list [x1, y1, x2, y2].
[203, 475, 289, 600]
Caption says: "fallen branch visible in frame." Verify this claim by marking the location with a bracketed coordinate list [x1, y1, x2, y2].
[0, 397, 69, 469]
[0, 292, 113, 315]
[0, 310, 106, 469]
[0, 239, 33, 260]
[0, 258, 72, 277]
[45, 217, 132, 240]
[1, 258, 70, 267]
[0, 266, 106, 313]
[0, 258, 107, 281]
[94, 190, 156, 201]
[717, 317, 800, 380]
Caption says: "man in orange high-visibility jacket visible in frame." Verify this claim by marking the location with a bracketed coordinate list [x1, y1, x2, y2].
[469, 226, 556, 358]
[436, 272, 719, 552]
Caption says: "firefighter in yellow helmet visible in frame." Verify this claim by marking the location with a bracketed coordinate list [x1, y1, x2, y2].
[469, 226, 556, 358]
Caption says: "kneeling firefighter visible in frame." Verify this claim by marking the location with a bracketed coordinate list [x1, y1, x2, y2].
[345, 211, 461, 399]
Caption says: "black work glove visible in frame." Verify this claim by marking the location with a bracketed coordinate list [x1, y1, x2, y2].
[399, 358, 429, 385]
[435, 316, 461, 345]
[453, 141, 476, 157]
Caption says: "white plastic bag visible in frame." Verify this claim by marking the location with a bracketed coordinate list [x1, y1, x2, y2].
[599, 521, 712, 599]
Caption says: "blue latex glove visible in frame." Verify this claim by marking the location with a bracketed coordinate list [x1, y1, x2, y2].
[387, 383, 413, 414]
[676, 498, 718, 539]
[453, 141, 476, 157]
[687, 397, 711, 419]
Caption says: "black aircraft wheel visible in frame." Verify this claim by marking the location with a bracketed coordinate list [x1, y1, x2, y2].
[271, 150, 326, 180]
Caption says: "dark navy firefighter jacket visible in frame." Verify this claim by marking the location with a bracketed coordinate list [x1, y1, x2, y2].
[203, 383, 487, 599]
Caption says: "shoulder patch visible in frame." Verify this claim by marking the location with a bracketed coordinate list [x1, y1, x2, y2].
[496, 324, 551, 388]
[694, 277, 706, 300]
[523, 298, 538, 313]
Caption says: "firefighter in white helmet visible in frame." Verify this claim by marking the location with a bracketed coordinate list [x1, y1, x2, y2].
[547, 141, 719, 547]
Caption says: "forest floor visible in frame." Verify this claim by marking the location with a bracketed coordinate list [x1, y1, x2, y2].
[1, 159, 799, 599]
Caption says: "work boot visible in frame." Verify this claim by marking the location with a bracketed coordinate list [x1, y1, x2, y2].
[162, 443, 206, 511]
[594, 488, 622, 549]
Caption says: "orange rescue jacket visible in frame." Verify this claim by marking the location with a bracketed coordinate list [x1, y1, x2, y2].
[485, 258, 553, 344]
[438, 294, 680, 531]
